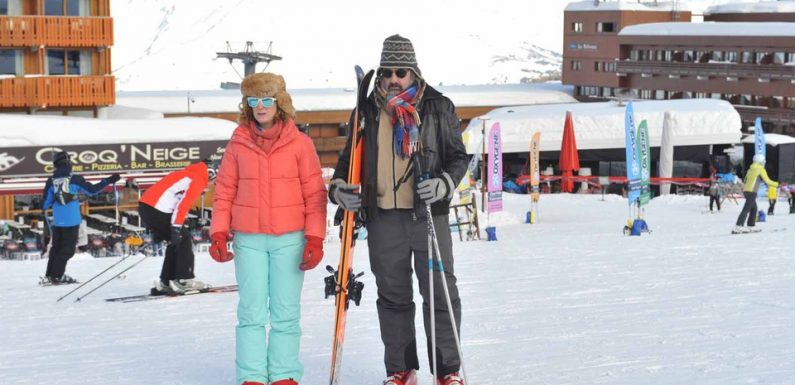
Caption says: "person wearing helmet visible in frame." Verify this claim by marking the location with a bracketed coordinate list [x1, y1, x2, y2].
[138, 159, 219, 293]
[733, 154, 778, 234]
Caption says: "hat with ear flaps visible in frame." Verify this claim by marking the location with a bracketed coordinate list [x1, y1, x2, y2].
[239, 73, 296, 123]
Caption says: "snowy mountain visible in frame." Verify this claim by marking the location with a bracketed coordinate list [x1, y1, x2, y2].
[489, 42, 563, 84]
[110, 0, 572, 91]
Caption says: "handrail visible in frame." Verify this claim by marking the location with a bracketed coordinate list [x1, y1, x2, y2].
[616, 60, 795, 79]
[0, 15, 112, 47]
[0, 76, 115, 108]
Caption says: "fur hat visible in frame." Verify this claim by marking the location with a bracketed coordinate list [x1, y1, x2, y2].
[239, 73, 295, 123]
[53, 151, 71, 167]
[380, 34, 421, 77]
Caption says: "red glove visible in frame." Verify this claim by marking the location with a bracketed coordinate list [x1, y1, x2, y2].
[299, 235, 324, 271]
[209, 232, 233, 263]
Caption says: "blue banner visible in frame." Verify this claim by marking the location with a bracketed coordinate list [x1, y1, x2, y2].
[754, 117, 765, 157]
[625, 102, 641, 205]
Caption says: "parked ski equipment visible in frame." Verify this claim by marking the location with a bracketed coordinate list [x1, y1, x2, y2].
[327, 67, 374, 385]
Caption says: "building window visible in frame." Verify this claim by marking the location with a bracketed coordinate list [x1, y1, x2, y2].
[605, 61, 616, 72]
[711, 93, 721, 99]
[695, 92, 709, 99]
[0, 0, 22, 15]
[726, 51, 738, 63]
[786, 97, 795, 109]
[572, 22, 583, 33]
[655, 50, 664, 61]
[655, 90, 666, 100]
[0, 49, 22, 75]
[741, 51, 754, 64]
[602, 87, 613, 97]
[772, 96, 784, 108]
[630, 50, 639, 61]
[571, 60, 581, 71]
[774, 52, 786, 64]
[684, 50, 694, 62]
[594, 62, 602, 72]
[756, 52, 770, 64]
[46, 49, 91, 75]
[596, 22, 615, 33]
[640, 89, 652, 99]
[712, 51, 723, 62]
[44, 0, 87, 16]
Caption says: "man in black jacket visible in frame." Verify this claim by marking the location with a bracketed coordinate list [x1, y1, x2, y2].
[329, 35, 468, 385]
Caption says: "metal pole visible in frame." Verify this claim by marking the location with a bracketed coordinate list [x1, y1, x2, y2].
[56, 254, 134, 302]
[74, 255, 149, 302]
[481, 118, 488, 213]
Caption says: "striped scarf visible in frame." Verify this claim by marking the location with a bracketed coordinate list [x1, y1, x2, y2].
[385, 83, 422, 159]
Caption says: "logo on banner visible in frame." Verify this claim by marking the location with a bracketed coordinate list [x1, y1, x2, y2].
[0, 153, 24, 172]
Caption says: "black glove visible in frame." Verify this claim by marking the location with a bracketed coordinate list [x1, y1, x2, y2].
[330, 178, 362, 210]
[106, 173, 121, 184]
[170, 225, 188, 245]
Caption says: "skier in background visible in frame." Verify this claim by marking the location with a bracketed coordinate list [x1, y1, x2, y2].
[767, 182, 778, 215]
[708, 167, 721, 213]
[329, 35, 469, 385]
[210, 72, 327, 385]
[41, 151, 119, 284]
[733, 154, 778, 234]
[138, 159, 216, 295]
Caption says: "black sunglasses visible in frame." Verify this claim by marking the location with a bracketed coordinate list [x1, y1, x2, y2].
[379, 68, 409, 79]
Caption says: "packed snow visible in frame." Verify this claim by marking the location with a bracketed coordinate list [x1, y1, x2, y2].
[705, 1, 795, 15]
[3, 192, 795, 385]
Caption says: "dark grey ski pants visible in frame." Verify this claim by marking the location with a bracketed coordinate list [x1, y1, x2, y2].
[366, 208, 461, 377]
[736, 191, 758, 227]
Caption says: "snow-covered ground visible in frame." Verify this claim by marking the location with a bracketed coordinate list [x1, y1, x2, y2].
[2, 192, 795, 385]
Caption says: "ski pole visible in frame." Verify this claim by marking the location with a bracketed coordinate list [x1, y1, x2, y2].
[427, 206, 437, 385]
[113, 181, 120, 225]
[74, 254, 149, 302]
[56, 253, 134, 302]
[426, 203, 468, 385]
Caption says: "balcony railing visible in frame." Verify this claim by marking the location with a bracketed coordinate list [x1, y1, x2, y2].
[0, 76, 115, 108]
[734, 105, 795, 126]
[616, 61, 795, 80]
[0, 16, 113, 47]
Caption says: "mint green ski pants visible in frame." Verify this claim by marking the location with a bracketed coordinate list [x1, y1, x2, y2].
[233, 231, 305, 385]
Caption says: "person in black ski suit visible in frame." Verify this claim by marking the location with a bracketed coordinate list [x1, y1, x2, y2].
[329, 35, 468, 385]
[41, 151, 119, 284]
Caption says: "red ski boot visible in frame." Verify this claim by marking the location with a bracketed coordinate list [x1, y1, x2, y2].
[383, 370, 417, 385]
[270, 380, 298, 385]
[436, 372, 464, 385]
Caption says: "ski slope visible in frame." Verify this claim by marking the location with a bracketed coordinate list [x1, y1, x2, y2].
[2, 192, 794, 385]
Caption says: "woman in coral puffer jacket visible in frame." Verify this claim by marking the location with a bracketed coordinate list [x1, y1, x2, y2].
[209, 72, 327, 385]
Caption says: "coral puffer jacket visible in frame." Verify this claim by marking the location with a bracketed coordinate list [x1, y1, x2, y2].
[210, 120, 327, 239]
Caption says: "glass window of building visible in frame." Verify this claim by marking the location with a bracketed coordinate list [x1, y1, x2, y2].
[630, 49, 639, 61]
[755, 52, 769, 64]
[655, 90, 666, 100]
[594, 62, 602, 72]
[572, 22, 583, 33]
[602, 87, 613, 97]
[0, 0, 22, 15]
[786, 53, 795, 64]
[712, 51, 723, 62]
[786, 97, 795, 109]
[725, 51, 737, 63]
[773, 52, 785, 65]
[711, 93, 721, 99]
[596, 22, 615, 33]
[684, 51, 693, 62]
[571, 61, 581, 71]
[0, 49, 21, 75]
[664, 50, 672, 62]
[741, 51, 754, 64]
[44, 0, 87, 16]
[46, 49, 88, 75]
[772, 96, 784, 108]
[655, 50, 663, 61]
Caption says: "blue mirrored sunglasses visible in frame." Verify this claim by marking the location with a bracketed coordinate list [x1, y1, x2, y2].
[246, 96, 276, 108]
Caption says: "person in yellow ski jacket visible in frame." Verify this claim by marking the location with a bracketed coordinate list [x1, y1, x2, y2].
[767, 181, 778, 215]
[734, 154, 778, 233]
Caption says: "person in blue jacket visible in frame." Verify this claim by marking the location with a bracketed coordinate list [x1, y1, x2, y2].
[41, 151, 120, 284]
